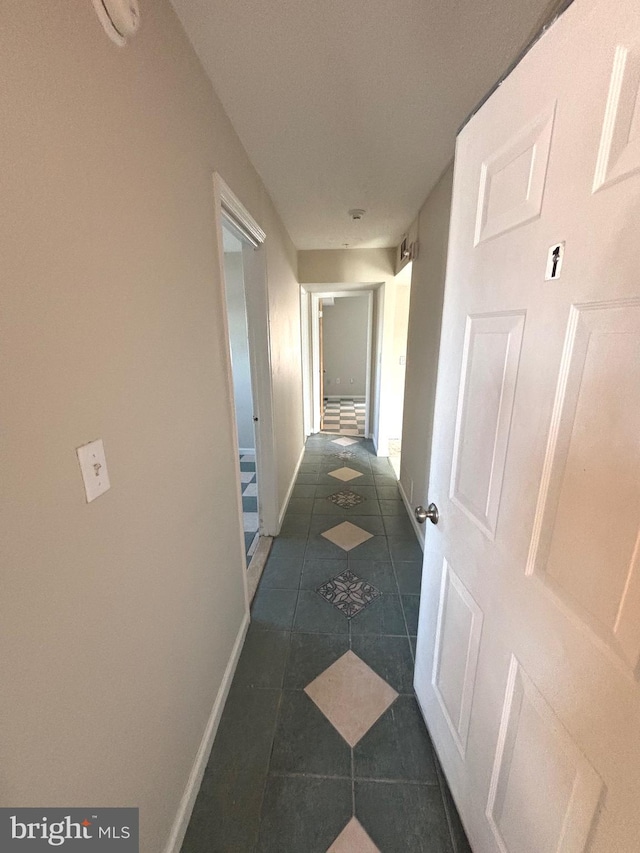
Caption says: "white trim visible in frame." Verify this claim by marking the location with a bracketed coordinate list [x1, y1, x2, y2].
[300, 288, 313, 437]
[364, 291, 373, 437]
[163, 611, 250, 853]
[217, 175, 266, 247]
[247, 536, 273, 603]
[277, 444, 306, 531]
[397, 477, 425, 549]
[311, 293, 322, 435]
[371, 286, 385, 450]
[212, 172, 279, 540]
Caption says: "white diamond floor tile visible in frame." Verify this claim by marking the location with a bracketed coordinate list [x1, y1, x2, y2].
[241, 453, 255, 462]
[305, 651, 398, 747]
[328, 466, 363, 482]
[327, 818, 380, 853]
[243, 512, 259, 532]
[242, 482, 258, 497]
[321, 521, 373, 552]
[332, 437, 357, 446]
[240, 471, 255, 484]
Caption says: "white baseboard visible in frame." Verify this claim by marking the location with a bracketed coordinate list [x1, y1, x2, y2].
[277, 444, 306, 532]
[238, 447, 255, 456]
[163, 610, 250, 853]
[397, 478, 425, 550]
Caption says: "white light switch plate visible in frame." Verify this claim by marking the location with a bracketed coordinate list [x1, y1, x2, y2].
[77, 439, 110, 502]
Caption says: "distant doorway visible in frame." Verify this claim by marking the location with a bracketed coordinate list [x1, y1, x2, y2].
[311, 291, 373, 437]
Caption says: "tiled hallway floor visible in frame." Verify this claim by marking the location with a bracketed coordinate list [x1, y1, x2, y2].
[182, 434, 472, 853]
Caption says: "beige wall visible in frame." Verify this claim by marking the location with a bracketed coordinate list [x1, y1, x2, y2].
[322, 295, 369, 397]
[298, 248, 395, 284]
[263, 193, 304, 509]
[0, 3, 301, 852]
[400, 164, 454, 527]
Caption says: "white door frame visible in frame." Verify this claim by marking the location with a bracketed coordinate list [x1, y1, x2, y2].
[309, 289, 374, 436]
[212, 173, 279, 541]
[300, 287, 313, 437]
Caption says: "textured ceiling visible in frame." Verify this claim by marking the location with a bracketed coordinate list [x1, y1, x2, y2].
[170, 0, 558, 249]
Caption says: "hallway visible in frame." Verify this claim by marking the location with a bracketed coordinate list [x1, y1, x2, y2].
[182, 434, 471, 852]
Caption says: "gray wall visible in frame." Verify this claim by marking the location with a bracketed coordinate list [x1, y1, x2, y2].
[224, 251, 255, 449]
[0, 3, 302, 851]
[322, 295, 369, 397]
[400, 164, 454, 524]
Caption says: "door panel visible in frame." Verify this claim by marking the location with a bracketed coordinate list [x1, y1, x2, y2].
[527, 299, 640, 667]
[432, 560, 484, 757]
[475, 104, 556, 245]
[593, 44, 640, 192]
[486, 657, 603, 853]
[414, 1, 640, 851]
[450, 312, 525, 539]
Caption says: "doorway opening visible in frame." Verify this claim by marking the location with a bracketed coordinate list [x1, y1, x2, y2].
[308, 290, 374, 438]
[221, 220, 259, 559]
[319, 293, 370, 436]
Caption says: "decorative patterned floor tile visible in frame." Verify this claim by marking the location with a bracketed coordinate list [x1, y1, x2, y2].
[327, 817, 380, 853]
[332, 437, 358, 446]
[321, 521, 373, 551]
[328, 466, 363, 482]
[327, 489, 365, 508]
[317, 570, 381, 618]
[304, 650, 398, 746]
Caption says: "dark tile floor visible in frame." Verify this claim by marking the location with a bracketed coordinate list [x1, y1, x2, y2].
[182, 433, 472, 853]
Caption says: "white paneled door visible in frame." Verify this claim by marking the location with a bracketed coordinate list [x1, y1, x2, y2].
[413, 1, 640, 851]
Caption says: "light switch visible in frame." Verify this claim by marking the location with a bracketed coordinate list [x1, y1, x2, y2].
[77, 439, 111, 502]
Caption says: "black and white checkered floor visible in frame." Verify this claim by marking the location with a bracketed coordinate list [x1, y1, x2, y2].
[322, 398, 366, 436]
[240, 453, 259, 560]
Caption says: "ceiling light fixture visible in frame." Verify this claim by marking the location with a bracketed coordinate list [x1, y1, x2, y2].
[348, 209, 366, 221]
[92, 0, 141, 47]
